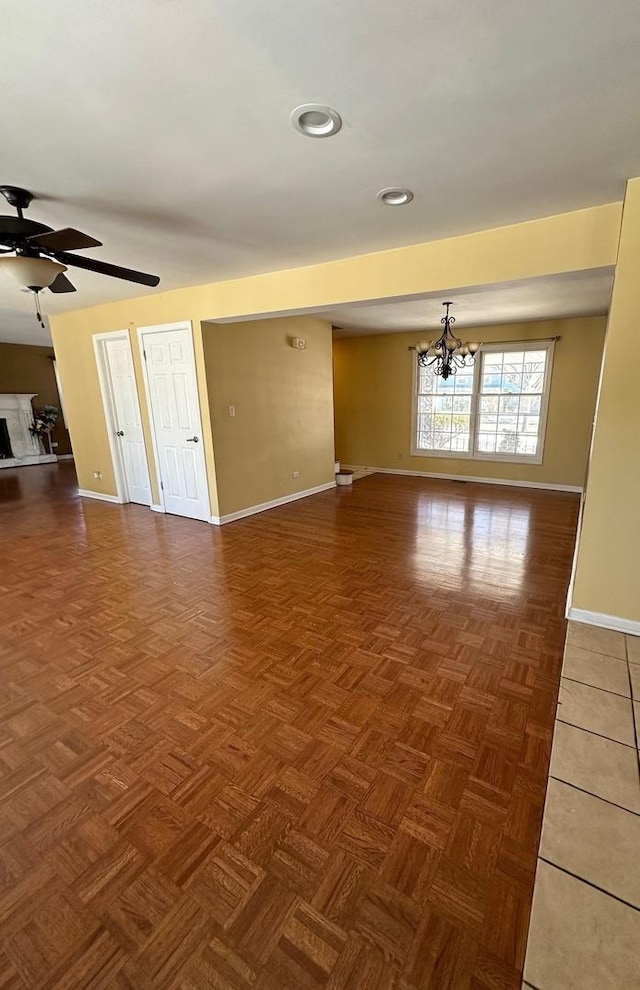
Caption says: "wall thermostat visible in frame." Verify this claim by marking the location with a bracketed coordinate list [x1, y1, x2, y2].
[290, 337, 306, 350]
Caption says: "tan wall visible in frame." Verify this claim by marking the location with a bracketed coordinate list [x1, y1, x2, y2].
[203, 317, 335, 516]
[334, 316, 606, 488]
[0, 342, 72, 454]
[572, 178, 640, 623]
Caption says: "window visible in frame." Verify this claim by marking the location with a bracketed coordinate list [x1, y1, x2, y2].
[415, 363, 474, 453]
[414, 341, 554, 463]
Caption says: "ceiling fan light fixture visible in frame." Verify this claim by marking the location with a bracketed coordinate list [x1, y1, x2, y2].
[0, 254, 67, 290]
[290, 104, 342, 138]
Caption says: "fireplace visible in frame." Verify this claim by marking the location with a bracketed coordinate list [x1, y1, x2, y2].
[0, 394, 56, 469]
[0, 419, 13, 459]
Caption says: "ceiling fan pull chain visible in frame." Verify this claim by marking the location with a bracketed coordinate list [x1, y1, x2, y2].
[33, 289, 45, 329]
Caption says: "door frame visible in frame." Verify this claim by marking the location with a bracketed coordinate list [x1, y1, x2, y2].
[136, 320, 211, 521]
[93, 329, 152, 506]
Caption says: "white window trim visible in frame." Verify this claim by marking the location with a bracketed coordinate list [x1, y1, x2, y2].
[411, 339, 555, 466]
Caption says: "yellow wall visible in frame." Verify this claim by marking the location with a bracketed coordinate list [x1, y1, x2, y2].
[334, 316, 606, 488]
[50, 202, 621, 509]
[202, 317, 335, 516]
[48, 325, 115, 497]
[0, 342, 72, 454]
[572, 178, 640, 622]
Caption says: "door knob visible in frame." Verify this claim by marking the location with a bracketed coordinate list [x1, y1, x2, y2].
[116, 430, 124, 437]
[186, 436, 199, 443]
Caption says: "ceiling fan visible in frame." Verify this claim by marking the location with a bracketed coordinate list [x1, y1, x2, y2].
[0, 184, 160, 325]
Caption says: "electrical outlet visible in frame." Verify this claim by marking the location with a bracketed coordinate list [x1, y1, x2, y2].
[93, 471, 102, 480]
[292, 470, 300, 479]
[228, 405, 236, 418]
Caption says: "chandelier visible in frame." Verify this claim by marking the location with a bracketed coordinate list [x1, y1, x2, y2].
[416, 302, 480, 379]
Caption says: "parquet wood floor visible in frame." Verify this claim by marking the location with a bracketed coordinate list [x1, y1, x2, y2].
[0, 463, 580, 989]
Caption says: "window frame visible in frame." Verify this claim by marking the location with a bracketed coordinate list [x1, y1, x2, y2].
[411, 339, 555, 465]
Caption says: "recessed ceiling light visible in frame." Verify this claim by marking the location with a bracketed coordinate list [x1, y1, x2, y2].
[378, 187, 414, 206]
[290, 104, 342, 138]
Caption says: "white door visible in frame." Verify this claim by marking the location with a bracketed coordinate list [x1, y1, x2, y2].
[103, 337, 152, 506]
[140, 324, 210, 522]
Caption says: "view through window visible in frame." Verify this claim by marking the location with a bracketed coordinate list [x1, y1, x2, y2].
[415, 343, 552, 462]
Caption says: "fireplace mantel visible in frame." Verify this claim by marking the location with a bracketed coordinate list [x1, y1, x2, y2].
[0, 393, 57, 469]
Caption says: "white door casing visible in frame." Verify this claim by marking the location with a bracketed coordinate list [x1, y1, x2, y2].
[138, 322, 210, 522]
[103, 337, 152, 506]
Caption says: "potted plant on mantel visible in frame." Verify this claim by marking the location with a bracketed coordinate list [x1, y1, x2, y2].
[29, 405, 59, 455]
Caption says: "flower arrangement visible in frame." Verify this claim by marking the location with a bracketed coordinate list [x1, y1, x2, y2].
[29, 405, 59, 454]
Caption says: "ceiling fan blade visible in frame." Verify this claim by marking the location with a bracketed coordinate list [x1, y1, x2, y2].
[55, 251, 160, 287]
[28, 228, 102, 252]
[0, 215, 52, 244]
[48, 272, 76, 293]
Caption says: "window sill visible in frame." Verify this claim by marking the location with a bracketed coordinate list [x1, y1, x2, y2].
[411, 447, 544, 466]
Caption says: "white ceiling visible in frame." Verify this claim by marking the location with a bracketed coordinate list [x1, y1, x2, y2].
[0, 306, 51, 347]
[1, 0, 639, 344]
[328, 269, 614, 335]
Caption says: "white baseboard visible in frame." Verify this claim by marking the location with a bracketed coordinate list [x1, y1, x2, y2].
[566, 607, 640, 637]
[77, 489, 122, 504]
[345, 465, 582, 493]
[564, 492, 586, 617]
[341, 465, 378, 479]
[56, 454, 74, 461]
[150, 504, 165, 513]
[211, 481, 336, 526]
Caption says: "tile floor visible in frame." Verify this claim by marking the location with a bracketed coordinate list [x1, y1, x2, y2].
[523, 622, 640, 990]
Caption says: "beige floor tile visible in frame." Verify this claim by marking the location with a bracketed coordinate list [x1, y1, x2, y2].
[549, 721, 640, 813]
[626, 634, 640, 664]
[524, 860, 640, 990]
[630, 665, 640, 700]
[562, 644, 630, 696]
[557, 678, 635, 746]
[566, 621, 626, 659]
[540, 778, 640, 908]
[634, 702, 640, 747]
